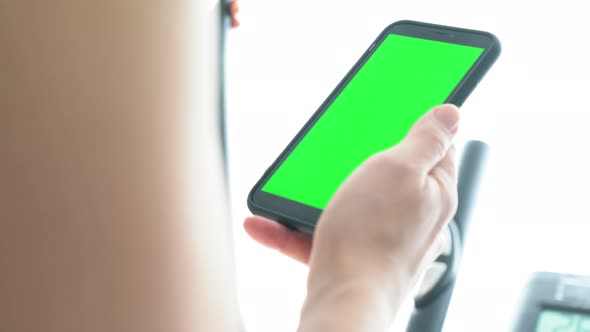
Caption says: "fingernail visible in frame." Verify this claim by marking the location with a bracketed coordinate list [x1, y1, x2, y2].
[435, 105, 460, 134]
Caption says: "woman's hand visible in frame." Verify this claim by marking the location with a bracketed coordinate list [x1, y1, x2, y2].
[244, 215, 313, 264]
[300, 104, 459, 331]
[245, 104, 460, 332]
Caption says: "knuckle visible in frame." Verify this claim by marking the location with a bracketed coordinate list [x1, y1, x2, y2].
[441, 181, 459, 218]
[430, 132, 448, 160]
[429, 170, 458, 219]
[417, 125, 449, 160]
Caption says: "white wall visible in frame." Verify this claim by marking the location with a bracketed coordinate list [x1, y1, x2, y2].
[225, 1, 590, 331]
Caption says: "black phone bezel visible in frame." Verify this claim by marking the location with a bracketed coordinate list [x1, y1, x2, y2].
[247, 20, 501, 235]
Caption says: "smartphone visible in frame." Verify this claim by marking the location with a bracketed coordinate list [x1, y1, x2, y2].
[247, 20, 501, 235]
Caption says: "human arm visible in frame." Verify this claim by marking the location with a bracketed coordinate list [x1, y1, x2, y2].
[0, 1, 240, 331]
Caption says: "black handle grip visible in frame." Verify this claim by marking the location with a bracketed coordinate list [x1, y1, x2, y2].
[406, 282, 456, 332]
[454, 140, 490, 242]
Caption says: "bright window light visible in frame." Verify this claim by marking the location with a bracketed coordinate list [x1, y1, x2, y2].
[225, 1, 590, 331]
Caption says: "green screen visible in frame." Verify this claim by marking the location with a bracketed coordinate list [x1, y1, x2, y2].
[262, 34, 484, 209]
[536, 310, 590, 332]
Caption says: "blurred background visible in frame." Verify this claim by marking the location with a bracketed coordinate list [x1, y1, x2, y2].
[223, 1, 590, 331]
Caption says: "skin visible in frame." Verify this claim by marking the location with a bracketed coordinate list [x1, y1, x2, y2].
[246, 105, 459, 332]
[0, 1, 240, 331]
[0, 0, 458, 331]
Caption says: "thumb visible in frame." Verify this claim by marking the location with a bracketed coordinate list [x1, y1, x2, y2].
[396, 104, 460, 173]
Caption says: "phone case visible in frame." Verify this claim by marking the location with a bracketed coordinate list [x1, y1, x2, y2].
[247, 20, 501, 235]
